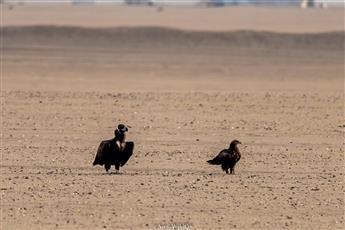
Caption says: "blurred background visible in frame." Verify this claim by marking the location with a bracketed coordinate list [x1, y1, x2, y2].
[1, 0, 344, 8]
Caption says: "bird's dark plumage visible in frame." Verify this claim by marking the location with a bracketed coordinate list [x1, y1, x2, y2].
[207, 139, 242, 174]
[93, 138, 134, 173]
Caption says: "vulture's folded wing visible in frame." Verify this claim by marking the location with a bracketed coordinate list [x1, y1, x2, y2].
[93, 139, 113, 166]
[207, 149, 229, 165]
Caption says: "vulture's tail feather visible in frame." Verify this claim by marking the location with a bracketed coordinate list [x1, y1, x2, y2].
[207, 159, 219, 165]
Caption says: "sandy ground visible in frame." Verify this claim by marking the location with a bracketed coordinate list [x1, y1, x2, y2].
[1, 5, 345, 230]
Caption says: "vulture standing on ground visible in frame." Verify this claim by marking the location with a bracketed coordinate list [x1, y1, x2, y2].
[93, 124, 134, 173]
[207, 140, 242, 174]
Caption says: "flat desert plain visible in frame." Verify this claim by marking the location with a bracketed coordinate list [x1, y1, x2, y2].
[1, 5, 344, 230]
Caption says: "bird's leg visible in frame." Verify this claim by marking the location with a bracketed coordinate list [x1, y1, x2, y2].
[225, 169, 229, 174]
[230, 168, 234, 174]
[105, 164, 111, 173]
[115, 165, 120, 174]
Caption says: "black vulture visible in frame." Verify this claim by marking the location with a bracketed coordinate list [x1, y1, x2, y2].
[93, 139, 134, 173]
[93, 124, 134, 173]
[207, 140, 242, 174]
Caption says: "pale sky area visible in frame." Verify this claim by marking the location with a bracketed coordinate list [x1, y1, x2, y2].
[2, 0, 344, 6]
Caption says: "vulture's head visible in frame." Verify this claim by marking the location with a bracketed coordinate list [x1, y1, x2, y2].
[117, 124, 129, 134]
[229, 139, 242, 150]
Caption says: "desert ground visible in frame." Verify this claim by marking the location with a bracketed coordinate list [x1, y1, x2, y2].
[1, 5, 344, 230]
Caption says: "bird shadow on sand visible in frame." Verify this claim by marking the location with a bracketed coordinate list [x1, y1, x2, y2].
[0, 164, 256, 177]
[2, 164, 334, 177]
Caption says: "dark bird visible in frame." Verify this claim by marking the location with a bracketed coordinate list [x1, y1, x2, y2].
[207, 140, 242, 174]
[93, 124, 134, 173]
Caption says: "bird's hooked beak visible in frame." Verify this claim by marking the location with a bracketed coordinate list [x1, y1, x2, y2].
[118, 126, 128, 134]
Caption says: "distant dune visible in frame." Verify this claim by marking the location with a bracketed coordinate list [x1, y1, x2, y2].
[3, 5, 344, 33]
[3, 5, 344, 92]
[3, 26, 344, 50]
[3, 25, 343, 92]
